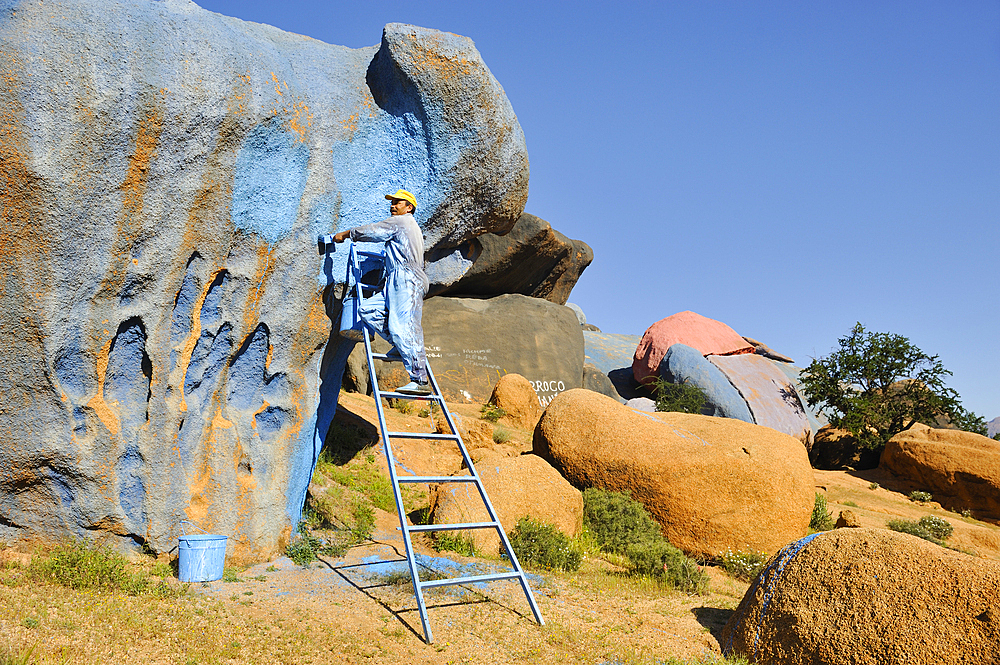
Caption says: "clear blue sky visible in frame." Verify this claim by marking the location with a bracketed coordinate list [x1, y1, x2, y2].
[195, 0, 999, 420]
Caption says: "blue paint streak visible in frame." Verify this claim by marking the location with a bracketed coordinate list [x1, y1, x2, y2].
[723, 531, 822, 659]
[232, 121, 309, 245]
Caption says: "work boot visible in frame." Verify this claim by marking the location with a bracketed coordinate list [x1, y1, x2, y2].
[396, 380, 431, 396]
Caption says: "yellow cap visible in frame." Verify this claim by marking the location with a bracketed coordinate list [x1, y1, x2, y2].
[385, 189, 417, 209]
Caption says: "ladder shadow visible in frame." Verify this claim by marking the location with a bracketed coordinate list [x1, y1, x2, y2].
[322, 544, 534, 639]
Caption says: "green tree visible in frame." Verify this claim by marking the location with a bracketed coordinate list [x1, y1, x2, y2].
[799, 323, 987, 450]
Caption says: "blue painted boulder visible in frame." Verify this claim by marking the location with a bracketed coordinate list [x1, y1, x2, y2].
[659, 344, 754, 423]
[0, 0, 528, 562]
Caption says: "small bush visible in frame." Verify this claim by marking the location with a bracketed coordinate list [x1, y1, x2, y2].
[650, 377, 708, 414]
[434, 532, 477, 558]
[222, 567, 243, 583]
[479, 403, 506, 423]
[961, 509, 972, 518]
[887, 515, 953, 545]
[508, 517, 581, 571]
[492, 425, 512, 444]
[843, 500, 859, 508]
[909, 490, 933, 503]
[583, 488, 663, 555]
[918, 515, 953, 540]
[29, 540, 153, 596]
[393, 399, 414, 415]
[809, 493, 834, 531]
[720, 548, 769, 582]
[417, 408, 430, 418]
[624, 539, 708, 594]
[868, 482, 880, 490]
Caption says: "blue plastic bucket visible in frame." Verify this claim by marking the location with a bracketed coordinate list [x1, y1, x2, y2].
[178, 534, 227, 583]
[340, 295, 364, 340]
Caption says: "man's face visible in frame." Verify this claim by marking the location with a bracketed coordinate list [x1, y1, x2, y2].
[390, 199, 412, 216]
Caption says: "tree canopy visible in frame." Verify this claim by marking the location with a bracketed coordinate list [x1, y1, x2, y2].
[799, 323, 987, 450]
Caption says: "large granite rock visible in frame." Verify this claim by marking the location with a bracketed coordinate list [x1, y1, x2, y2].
[420, 295, 585, 406]
[633, 311, 754, 385]
[659, 343, 753, 422]
[722, 529, 1000, 664]
[770, 362, 829, 442]
[533, 389, 814, 559]
[0, 0, 528, 560]
[989, 416, 1000, 439]
[881, 424, 1000, 519]
[433, 213, 593, 303]
[431, 453, 582, 556]
[582, 363, 624, 403]
[709, 354, 812, 444]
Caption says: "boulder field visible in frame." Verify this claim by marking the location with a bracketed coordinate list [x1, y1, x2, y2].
[0, 0, 531, 560]
[532, 389, 814, 559]
[721, 528, 1000, 664]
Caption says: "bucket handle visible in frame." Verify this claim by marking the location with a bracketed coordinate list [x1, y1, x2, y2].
[179, 519, 211, 536]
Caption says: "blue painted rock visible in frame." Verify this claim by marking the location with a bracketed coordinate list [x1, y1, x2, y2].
[633, 311, 755, 385]
[659, 343, 754, 423]
[722, 529, 1000, 664]
[709, 354, 812, 444]
[421, 295, 584, 406]
[769, 362, 829, 442]
[0, 0, 528, 561]
[534, 389, 814, 558]
[583, 331, 641, 376]
[432, 212, 593, 304]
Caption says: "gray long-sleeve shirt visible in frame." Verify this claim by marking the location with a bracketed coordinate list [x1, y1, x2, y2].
[348, 213, 429, 293]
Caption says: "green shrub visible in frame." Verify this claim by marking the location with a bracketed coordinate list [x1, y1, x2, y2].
[650, 377, 708, 414]
[508, 517, 581, 571]
[624, 539, 708, 594]
[492, 425, 512, 444]
[887, 515, 953, 546]
[908, 490, 933, 503]
[868, 482, 880, 490]
[810, 493, 834, 531]
[29, 540, 155, 596]
[222, 567, 243, 583]
[720, 548, 769, 582]
[479, 403, 506, 423]
[917, 515, 953, 540]
[583, 488, 663, 555]
[434, 532, 477, 558]
[393, 399, 414, 415]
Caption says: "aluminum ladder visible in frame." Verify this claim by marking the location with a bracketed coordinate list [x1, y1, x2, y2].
[337, 239, 545, 644]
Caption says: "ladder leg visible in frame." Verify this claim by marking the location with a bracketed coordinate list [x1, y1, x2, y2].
[363, 327, 435, 643]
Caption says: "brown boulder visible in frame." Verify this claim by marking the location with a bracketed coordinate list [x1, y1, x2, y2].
[721, 528, 1000, 664]
[809, 425, 882, 470]
[488, 374, 542, 428]
[881, 423, 1000, 519]
[532, 389, 813, 558]
[834, 510, 861, 528]
[430, 453, 582, 556]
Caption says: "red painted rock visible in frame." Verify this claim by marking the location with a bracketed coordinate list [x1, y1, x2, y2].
[632, 311, 754, 385]
[532, 389, 814, 558]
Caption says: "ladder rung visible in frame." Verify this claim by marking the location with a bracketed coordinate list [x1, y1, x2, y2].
[385, 432, 460, 441]
[397, 475, 477, 483]
[408, 521, 498, 533]
[371, 353, 402, 361]
[419, 571, 523, 589]
[378, 391, 444, 400]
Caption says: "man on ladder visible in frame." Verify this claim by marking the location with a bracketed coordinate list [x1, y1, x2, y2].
[332, 188, 431, 395]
